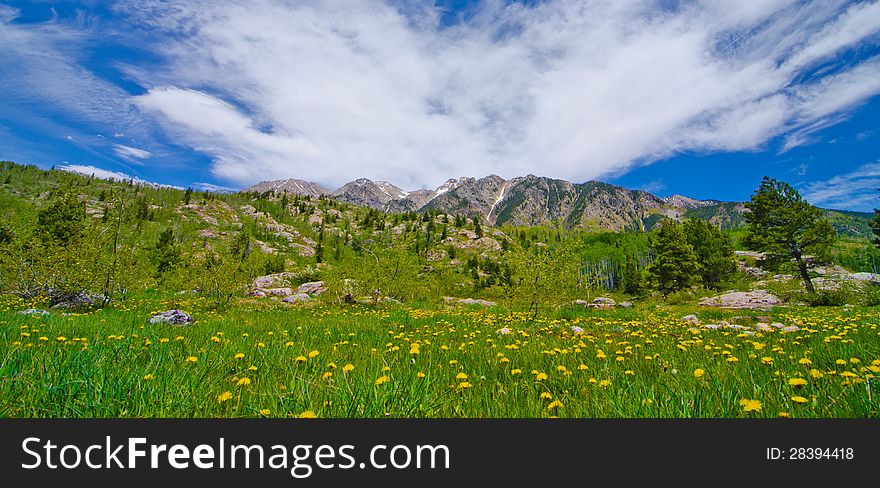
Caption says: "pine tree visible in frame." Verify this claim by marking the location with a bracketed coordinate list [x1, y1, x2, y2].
[647, 220, 701, 295]
[683, 219, 736, 289]
[743, 177, 836, 293]
[623, 254, 642, 295]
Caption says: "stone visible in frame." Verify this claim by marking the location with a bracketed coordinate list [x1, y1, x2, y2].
[698, 290, 782, 310]
[618, 301, 633, 308]
[50, 293, 96, 310]
[703, 324, 722, 330]
[264, 287, 295, 297]
[781, 325, 800, 333]
[19, 308, 49, 316]
[148, 310, 193, 326]
[591, 297, 616, 309]
[296, 281, 326, 296]
[252, 272, 296, 289]
[681, 314, 701, 325]
[282, 293, 312, 304]
[457, 298, 497, 307]
[755, 323, 773, 332]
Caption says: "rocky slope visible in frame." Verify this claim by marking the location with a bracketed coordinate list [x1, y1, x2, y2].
[243, 179, 329, 197]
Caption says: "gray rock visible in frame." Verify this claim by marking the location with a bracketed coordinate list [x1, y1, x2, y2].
[148, 310, 193, 326]
[698, 290, 782, 310]
[781, 325, 800, 333]
[264, 287, 295, 297]
[617, 301, 633, 308]
[681, 314, 701, 325]
[457, 298, 497, 307]
[703, 324, 722, 330]
[252, 272, 296, 289]
[296, 281, 326, 296]
[282, 293, 312, 304]
[19, 308, 49, 316]
[755, 323, 773, 332]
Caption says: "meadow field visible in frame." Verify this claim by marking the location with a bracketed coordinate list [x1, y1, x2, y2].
[2, 296, 878, 418]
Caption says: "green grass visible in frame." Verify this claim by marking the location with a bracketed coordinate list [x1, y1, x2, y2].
[1, 295, 878, 418]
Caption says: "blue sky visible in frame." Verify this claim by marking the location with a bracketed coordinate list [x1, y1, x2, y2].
[1, 1, 879, 210]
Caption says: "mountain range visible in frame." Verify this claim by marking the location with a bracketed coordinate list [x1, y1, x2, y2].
[243, 174, 872, 235]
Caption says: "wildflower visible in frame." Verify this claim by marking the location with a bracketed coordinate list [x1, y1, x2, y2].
[547, 400, 563, 410]
[511, 369, 521, 375]
[234, 353, 245, 360]
[342, 363, 355, 373]
[308, 350, 320, 358]
[556, 365, 567, 372]
[322, 372, 332, 380]
[417, 372, 426, 379]
[298, 411, 316, 418]
[761, 357, 773, 365]
[739, 399, 762, 412]
[456, 372, 468, 380]
[596, 350, 606, 359]
[535, 373, 548, 381]
[217, 391, 233, 403]
[236, 377, 251, 386]
[788, 378, 808, 387]
[540, 392, 553, 400]
[810, 369, 824, 379]
[791, 396, 808, 404]
[375, 375, 389, 385]
[798, 358, 812, 366]
[211, 336, 221, 343]
[578, 364, 588, 371]
[598, 380, 611, 388]
[458, 382, 472, 389]
[295, 356, 307, 363]
[778, 412, 790, 418]
[143, 374, 154, 380]
[186, 356, 198, 363]
[259, 409, 271, 416]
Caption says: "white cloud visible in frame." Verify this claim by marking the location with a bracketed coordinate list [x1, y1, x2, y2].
[119, 0, 880, 189]
[58, 163, 182, 189]
[802, 161, 880, 211]
[112, 143, 153, 160]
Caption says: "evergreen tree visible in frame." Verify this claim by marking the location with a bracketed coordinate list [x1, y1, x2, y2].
[183, 187, 193, 205]
[622, 254, 642, 295]
[683, 219, 736, 289]
[37, 190, 86, 246]
[743, 177, 836, 293]
[151, 228, 182, 276]
[647, 220, 701, 295]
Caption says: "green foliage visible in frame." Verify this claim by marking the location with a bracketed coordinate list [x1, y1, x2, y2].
[151, 228, 182, 277]
[682, 219, 736, 289]
[647, 220, 701, 295]
[743, 177, 837, 293]
[36, 190, 86, 246]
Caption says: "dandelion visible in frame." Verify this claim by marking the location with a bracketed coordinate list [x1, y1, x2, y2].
[791, 396, 808, 404]
[458, 382, 472, 389]
[456, 372, 468, 380]
[810, 369, 824, 379]
[761, 357, 773, 365]
[295, 356, 307, 363]
[598, 379, 611, 388]
[298, 411, 316, 418]
[259, 409, 271, 416]
[535, 373, 548, 381]
[342, 363, 355, 373]
[540, 392, 553, 400]
[186, 356, 198, 363]
[547, 400, 563, 410]
[778, 412, 790, 418]
[375, 375, 389, 385]
[556, 365, 567, 372]
[234, 353, 245, 360]
[578, 364, 588, 371]
[788, 378, 808, 387]
[739, 399, 762, 412]
[596, 350, 606, 359]
[417, 372, 426, 379]
[308, 350, 320, 358]
[511, 369, 521, 375]
[217, 391, 233, 403]
[693, 369, 705, 378]
[143, 374, 154, 381]
[798, 358, 812, 365]
[322, 372, 332, 381]
[236, 377, 251, 386]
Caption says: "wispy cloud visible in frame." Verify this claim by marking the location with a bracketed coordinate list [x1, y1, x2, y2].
[118, 0, 880, 188]
[58, 163, 182, 189]
[802, 161, 880, 211]
[112, 143, 153, 162]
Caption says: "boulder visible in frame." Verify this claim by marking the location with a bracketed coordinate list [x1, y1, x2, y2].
[148, 310, 193, 326]
[50, 293, 96, 310]
[698, 290, 782, 310]
[252, 272, 296, 289]
[296, 281, 326, 296]
[681, 314, 701, 326]
[282, 293, 312, 304]
[617, 301, 633, 308]
[19, 309, 49, 316]
[264, 287, 295, 297]
[591, 297, 616, 309]
[456, 298, 497, 307]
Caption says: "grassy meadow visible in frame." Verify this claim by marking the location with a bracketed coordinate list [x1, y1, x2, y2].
[2, 295, 878, 418]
